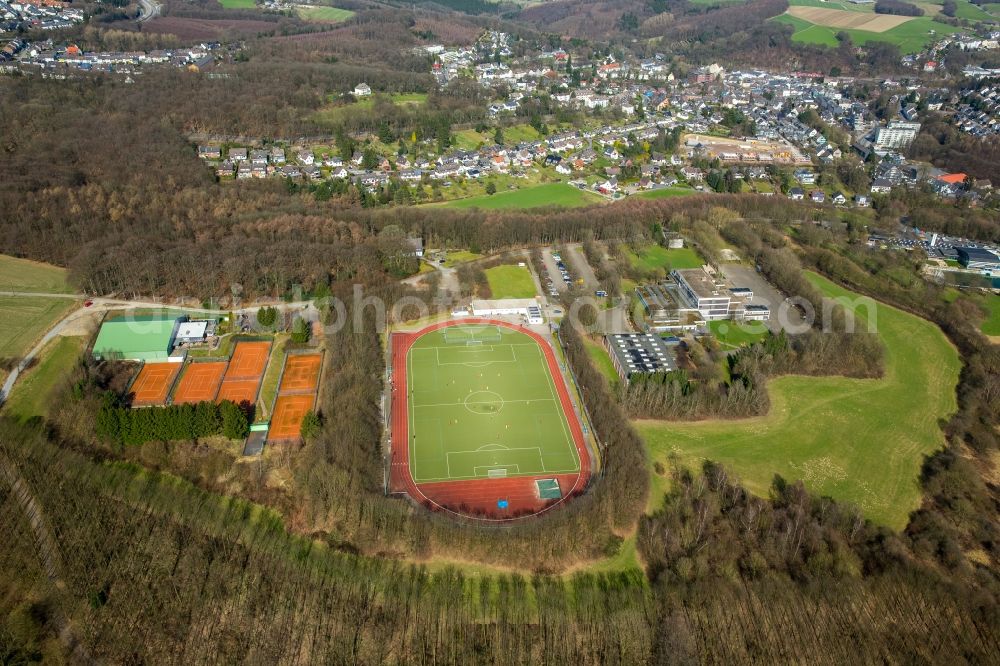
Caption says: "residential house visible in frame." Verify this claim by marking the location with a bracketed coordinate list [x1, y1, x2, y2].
[681, 166, 704, 181]
[788, 187, 805, 200]
[354, 82, 371, 96]
[870, 179, 892, 194]
[229, 147, 247, 162]
[198, 145, 221, 159]
[794, 168, 815, 185]
[597, 177, 618, 194]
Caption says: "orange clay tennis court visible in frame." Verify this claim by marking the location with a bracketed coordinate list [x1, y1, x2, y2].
[130, 363, 180, 406]
[224, 341, 271, 379]
[278, 354, 322, 393]
[269, 394, 315, 440]
[173, 362, 227, 404]
[216, 379, 261, 405]
[216, 341, 271, 405]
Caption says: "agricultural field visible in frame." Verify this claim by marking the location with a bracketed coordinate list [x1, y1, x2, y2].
[484, 265, 537, 299]
[296, 5, 355, 22]
[441, 183, 602, 210]
[637, 273, 961, 529]
[624, 245, 704, 273]
[0, 254, 73, 293]
[774, 7, 965, 52]
[0, 296, 77, 361]
[3, 336, 85, 421]
[218, 0, 256, 7]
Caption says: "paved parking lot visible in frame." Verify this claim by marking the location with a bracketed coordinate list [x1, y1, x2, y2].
[724, 265, 807, 333]
[541, 248, 568, 295]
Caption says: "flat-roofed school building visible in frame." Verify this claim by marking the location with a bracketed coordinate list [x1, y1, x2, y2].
[605, 333, 677, 385]
[671, 268, 732, 320]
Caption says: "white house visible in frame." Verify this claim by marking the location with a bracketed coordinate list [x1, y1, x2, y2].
[354, 83, 372, 96]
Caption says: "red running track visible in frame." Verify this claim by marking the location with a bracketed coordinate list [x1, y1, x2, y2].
[389, 318, 592, 521]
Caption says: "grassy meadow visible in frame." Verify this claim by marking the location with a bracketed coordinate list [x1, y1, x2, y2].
[633, 186, 699, 200]
[624, 245, 704, 273]
[441, 183, 602, 210]
[297, 5, 355, 22]
[484, 265, 537, 299]
[3, 336, 85, 420]
[0, 254, 73, 293]
[0, 296, 78, 360]
[637, 272, 960, 529]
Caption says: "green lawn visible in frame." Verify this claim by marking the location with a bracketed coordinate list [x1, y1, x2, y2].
[442, 250, 483, 268]
[484, 265, 537, 299]
[313, 92, 425, 126]
[624, 245, 704, 273]
[979, 295, 1000, 336]
[634, 186, 699, 200]
[773, 12, 965, 53]
[3, 335, 85, 420]
[0, 254, 73, 293]
[296, 5, 355, 22]
[442, 183, 602, 210]
[218, 0, 256, 7]
[583, 336, 619, 389]
[406, 325, 580, 482]
[637, 272, 960, 529]
[257, 334, 290, 419]
[709, 320, 770, 349]
[0, 296, 77, 360]
[453, 124, 544, 150]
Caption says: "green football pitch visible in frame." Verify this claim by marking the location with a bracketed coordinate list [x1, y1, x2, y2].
[406, 325, 581, 482]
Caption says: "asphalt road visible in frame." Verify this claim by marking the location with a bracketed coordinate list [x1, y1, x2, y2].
[137, 0, 160, 23]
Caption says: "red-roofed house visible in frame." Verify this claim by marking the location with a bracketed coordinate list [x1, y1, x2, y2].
[937, 173, 967, 185]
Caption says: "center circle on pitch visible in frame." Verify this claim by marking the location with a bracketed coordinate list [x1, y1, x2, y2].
[464, 390, 504, 415]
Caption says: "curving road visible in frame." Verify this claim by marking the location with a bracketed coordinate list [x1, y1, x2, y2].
[0, 294, 318, 407]
[137, 0, 161, 23]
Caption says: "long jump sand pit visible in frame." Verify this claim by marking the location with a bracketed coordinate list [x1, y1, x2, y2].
[787, 6, 915, 31]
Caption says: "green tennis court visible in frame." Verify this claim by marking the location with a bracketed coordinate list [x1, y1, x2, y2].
[406, 324, 581, 482]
